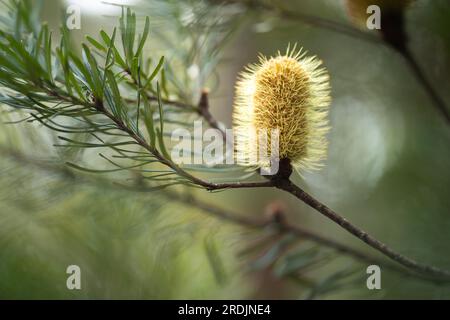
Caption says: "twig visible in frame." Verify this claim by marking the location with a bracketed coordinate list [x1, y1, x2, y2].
[376, 10, 450, 124]
[135, 2, 449, 124]
[212, 0, 450, 124]
[1, 145, 446, 283]
[0, 146, 429, 282]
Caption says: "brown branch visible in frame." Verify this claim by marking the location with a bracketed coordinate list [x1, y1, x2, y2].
[108, 108, 271, 190]
[377, 10, 450, 124]
[268, 160, 450, 280]
[279, 180, 450, 280]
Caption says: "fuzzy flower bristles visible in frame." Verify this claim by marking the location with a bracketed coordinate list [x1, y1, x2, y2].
[232, 45, 331, 171]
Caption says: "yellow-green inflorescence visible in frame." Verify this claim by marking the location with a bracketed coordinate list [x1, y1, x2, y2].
[233, 45, 331, 172]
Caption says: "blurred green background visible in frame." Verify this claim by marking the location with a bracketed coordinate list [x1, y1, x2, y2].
[0, 0, 449, 299]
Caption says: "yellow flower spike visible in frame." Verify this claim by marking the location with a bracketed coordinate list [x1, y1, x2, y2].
[232, 44, 331, 173]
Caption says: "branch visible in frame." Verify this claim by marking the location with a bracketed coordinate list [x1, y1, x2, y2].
[271, 169, 450, 280]
[45, 87, 271, 191]
[2, 2, 449, 283]
[45, 75, 450, 281]
[192, 93, 450, 281]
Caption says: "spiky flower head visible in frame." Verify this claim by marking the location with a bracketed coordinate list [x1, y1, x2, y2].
[346, 0, 413, 27]
[233, 45, 331, 172]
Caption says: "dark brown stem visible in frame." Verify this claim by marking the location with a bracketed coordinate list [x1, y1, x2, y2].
[212, 0, 450, 125]
[379, 10, 450, 124]
[193, 92, 450, 280]
[50, 89, 272, 191]
[210, 0, 381, 44]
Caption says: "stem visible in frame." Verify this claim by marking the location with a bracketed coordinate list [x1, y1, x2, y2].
[378, 10, 450, 124]
[274, 177, 450, 280]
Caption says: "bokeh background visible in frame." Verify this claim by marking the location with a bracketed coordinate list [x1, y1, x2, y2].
[0, 0, 449, 299]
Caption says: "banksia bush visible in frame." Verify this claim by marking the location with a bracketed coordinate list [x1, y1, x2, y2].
[233, 46, 331, 172]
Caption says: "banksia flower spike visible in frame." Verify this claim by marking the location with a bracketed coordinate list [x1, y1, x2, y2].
[233, 45, 331, 173]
